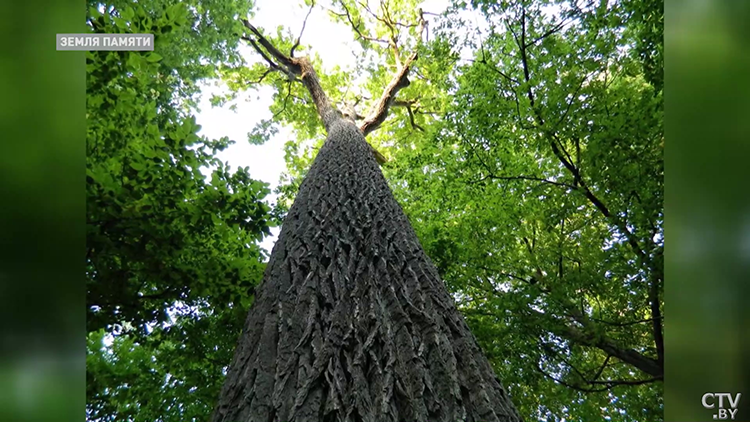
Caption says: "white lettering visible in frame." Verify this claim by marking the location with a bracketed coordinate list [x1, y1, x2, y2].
[728, 393, 742, 408]
[703, 393, 715, 409]
[58, 34, 153, 50]
[703, 393, 742, 420]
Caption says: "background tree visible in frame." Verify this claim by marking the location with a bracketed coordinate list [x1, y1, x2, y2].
[85, 3, 274, 421]
[378, 1, 664, 420]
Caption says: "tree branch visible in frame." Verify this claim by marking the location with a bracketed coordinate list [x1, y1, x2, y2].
[273, 81, 294, 119]
[589, 377, 661, 387]
[339, 1, 427, 138]
[478, 253, 663, 380]
[477, 173, 576, 190]
[480, 59, 519, 85]
[239, 7, 428, 164]
[359, 50, 418, 137]
[251, 68, 275, 85]
[333, 1, 390, 45]
[241, 19, 338, 129]
[290, 1, 316, 57]
[523, 18, 569, 49]
[241, 36, 286, 76]
[590, 316, 658, 327]
[536, 362, 659, 392]
[509, 9, 659, 281]
[241, 20, 298, 73]
[536, 364, 610, 393]
[549, 311, 663, 378]
[649, 271, 664, 369]
[392, 100, 424, 131]
[591, 355, 611, 382]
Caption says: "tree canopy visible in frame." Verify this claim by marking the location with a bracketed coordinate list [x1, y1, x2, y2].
[85, 3, 274, 421]
[86, 0, 663, 421]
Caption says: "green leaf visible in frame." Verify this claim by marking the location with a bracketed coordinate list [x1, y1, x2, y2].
[246, 119, 278, 145]
[146, 52, 163, 63]
[114, 17, 128, 29]
[126, 52, 142, 70]
[128, 160, 145, 171]
[121, 7, 135, 21]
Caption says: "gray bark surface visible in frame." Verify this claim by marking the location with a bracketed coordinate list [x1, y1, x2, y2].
[211, 118, 522, 422]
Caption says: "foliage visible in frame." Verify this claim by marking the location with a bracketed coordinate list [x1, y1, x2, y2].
[86, 2, 271, 333]
[381, 1, 664, 420]
[87, 0, 253, 106]
[86, 303, 247, 422]
[85, 0, 664, 421]
[621, 0, 663, 90]
[85, 2, 272, 421]
[251, 0, 664, 420]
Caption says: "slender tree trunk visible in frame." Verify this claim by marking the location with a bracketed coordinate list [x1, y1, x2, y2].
[211, 117, 522, 422]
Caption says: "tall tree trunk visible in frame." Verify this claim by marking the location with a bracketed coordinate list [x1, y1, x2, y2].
[213, 18, 522, 422]
[211, 118, 521, 422]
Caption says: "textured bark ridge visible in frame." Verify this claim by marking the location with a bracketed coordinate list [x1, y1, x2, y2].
[211, 119, 522, 422]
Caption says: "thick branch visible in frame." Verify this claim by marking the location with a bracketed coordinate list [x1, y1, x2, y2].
[590, 316, 658, 327]
[474, 266, 663, 379]
[241, 20, 298, 72]
[241, 36, 294, 80]
[240, 8, 427, 163]
[359, 51, 417, 136]
[589, 377, 661, 386]
[550, 295, 663, 379]
[293, 57, 339, 129]
[649, 271, 664, 368]
[548, 311, 663, 378]
[241, 19, 338, 130]
[356, 6, 426, 137]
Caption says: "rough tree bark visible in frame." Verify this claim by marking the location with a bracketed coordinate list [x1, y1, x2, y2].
[211, 14, 522, 422]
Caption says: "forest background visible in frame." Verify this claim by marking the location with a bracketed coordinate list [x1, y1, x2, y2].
[83, 0, 664, 421]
